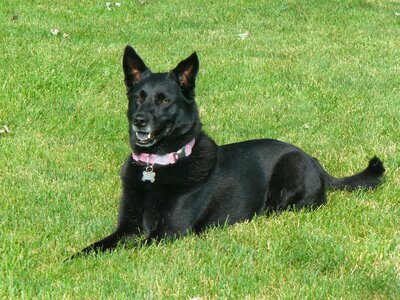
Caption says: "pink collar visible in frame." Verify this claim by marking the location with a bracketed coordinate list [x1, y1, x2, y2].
[132, 138, 195, 166]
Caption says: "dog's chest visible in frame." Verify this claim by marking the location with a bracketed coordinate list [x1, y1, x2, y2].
[142, 205, 160, 234]
[140, 191, 191, 236]
[141, 194, 174, 235]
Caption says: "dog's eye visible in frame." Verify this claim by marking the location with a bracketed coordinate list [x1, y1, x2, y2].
[136, 95, 144, 104]
[160, 98, 170, 105]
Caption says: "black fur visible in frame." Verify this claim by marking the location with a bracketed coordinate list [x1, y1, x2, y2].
[71, 46, 385, 257]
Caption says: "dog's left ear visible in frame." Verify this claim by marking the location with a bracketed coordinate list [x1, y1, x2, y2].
[172, 52, 199, 90]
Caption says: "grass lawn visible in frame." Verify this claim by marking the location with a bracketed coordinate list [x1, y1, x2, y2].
[1, 0, 399, 298]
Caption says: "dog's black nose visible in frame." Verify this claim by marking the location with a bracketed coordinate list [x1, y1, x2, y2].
[133, 114, 149, 127]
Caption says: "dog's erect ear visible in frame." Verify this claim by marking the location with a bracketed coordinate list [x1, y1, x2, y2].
[123, 45, 150, 89]
[172, 52, 199, 89]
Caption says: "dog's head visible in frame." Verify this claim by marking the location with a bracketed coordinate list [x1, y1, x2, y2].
[123, 46, 201, 153]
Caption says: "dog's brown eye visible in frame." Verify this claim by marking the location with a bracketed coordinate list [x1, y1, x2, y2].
[136, 96, 144, 104]
[161, 98, 170, 105]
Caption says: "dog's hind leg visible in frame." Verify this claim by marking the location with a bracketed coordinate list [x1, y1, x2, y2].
[266, 152, 326, 213]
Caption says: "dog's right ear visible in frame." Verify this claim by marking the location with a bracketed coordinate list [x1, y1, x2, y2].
[123, 45, 150, 90]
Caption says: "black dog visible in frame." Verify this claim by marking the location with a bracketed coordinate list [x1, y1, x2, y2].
[74, 46, 385, 256]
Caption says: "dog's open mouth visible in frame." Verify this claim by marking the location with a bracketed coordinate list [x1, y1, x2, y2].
[134, 125, 172, 147]
[135, 131, 156, 146]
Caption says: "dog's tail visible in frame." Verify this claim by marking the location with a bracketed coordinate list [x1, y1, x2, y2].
[322, 156, 385, 191]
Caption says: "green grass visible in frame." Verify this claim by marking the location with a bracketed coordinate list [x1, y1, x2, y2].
[1, 0, 399, 298]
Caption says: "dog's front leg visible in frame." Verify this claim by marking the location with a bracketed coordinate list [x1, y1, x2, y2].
[79, 231, 125, 254]
[68, 230, 129, 260]
[69, 200, 143, 259]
